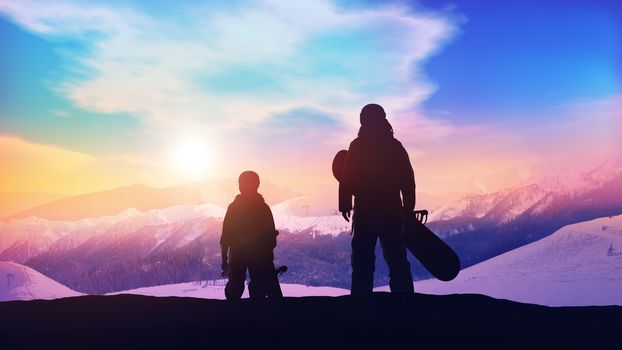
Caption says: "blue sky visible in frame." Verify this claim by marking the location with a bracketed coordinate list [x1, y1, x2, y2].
[0, 16, 141, 155]
[420, 0, 620, 122]
[0, 0, 620, 194]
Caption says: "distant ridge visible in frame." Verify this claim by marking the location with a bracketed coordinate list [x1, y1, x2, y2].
[6, 179, 298, 221]
[0, 191, 68, 218]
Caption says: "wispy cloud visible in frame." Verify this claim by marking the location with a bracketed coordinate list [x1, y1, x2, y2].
[0, 0, 461, 142]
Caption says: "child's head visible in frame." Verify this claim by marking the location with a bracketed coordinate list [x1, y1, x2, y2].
[238, 171, 260, 194]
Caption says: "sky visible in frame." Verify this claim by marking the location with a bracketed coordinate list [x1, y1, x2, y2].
[0, 0, 620, 196]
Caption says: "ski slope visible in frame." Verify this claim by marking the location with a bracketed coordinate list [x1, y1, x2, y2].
[0, 261, 82, 301]
[378, 215, 622, 306]
[109, 281, 349, 299]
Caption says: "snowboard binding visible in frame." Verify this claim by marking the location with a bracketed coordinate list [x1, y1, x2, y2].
[414, 209, 429, 224]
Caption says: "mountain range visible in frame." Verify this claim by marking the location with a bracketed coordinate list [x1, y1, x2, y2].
[428, 157, 622, 266]
[3, 213, 621, 306]
[0, 157, 621, 294]
[112, 213, 622, 306]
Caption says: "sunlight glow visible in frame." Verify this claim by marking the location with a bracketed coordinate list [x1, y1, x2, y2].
[171, 139, 211, 176]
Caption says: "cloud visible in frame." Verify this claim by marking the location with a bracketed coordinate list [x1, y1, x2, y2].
[217, 107, 346, 184]
[0, 0, 461, 141]
[246, 107, 346, 155]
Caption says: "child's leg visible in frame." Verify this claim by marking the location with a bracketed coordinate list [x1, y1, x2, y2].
[266, 269, 283, 298]
[225, 250, 247, 300]
[247, 262, 268, 299]
[248, 251, 282, 299]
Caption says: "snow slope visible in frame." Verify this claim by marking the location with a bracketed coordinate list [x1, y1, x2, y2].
[377, 215, 622, 306]
[0, 261, 82, 301]
[109, 281, 349, 299]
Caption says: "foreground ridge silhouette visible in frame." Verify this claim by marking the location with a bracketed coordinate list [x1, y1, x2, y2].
[0, 293, 620, 349]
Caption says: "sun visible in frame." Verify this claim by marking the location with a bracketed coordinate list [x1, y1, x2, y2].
[171, 139, 211, 176]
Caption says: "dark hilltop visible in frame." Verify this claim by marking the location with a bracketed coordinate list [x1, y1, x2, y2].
[1, 293, 620, 349]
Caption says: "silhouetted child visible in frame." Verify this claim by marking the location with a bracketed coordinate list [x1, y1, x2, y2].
[220, 171, 283, 300]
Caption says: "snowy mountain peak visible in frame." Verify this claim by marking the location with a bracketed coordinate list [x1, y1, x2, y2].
[429, 156, 622, 223]
[0, 261, 82, 301]
[272, 198, 351, 235]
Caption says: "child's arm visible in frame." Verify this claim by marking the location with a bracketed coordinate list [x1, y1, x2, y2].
[220, 204, 234, 273]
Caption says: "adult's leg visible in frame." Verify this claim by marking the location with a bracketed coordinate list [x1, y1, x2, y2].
[351, 220, 378, 295]
[225, 249, 247, 300]
[379, 222, 414, 294]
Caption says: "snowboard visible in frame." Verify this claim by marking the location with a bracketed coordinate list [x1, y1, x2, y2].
[332, 149, 460, 281]
[404, 210, 460, 281]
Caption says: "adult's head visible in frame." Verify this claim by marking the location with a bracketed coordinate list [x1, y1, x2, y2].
[360, 103, 386, 126]
[238, 170, 260, 194]
[358, 103, 393, 139]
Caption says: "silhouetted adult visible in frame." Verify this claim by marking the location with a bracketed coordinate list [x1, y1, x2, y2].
[221, 171, 283, 300]
[339, 104, 415, 294]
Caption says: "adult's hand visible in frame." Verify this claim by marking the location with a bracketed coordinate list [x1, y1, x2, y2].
[221, 260, 229, 275]
[341, 210, 351, 222]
